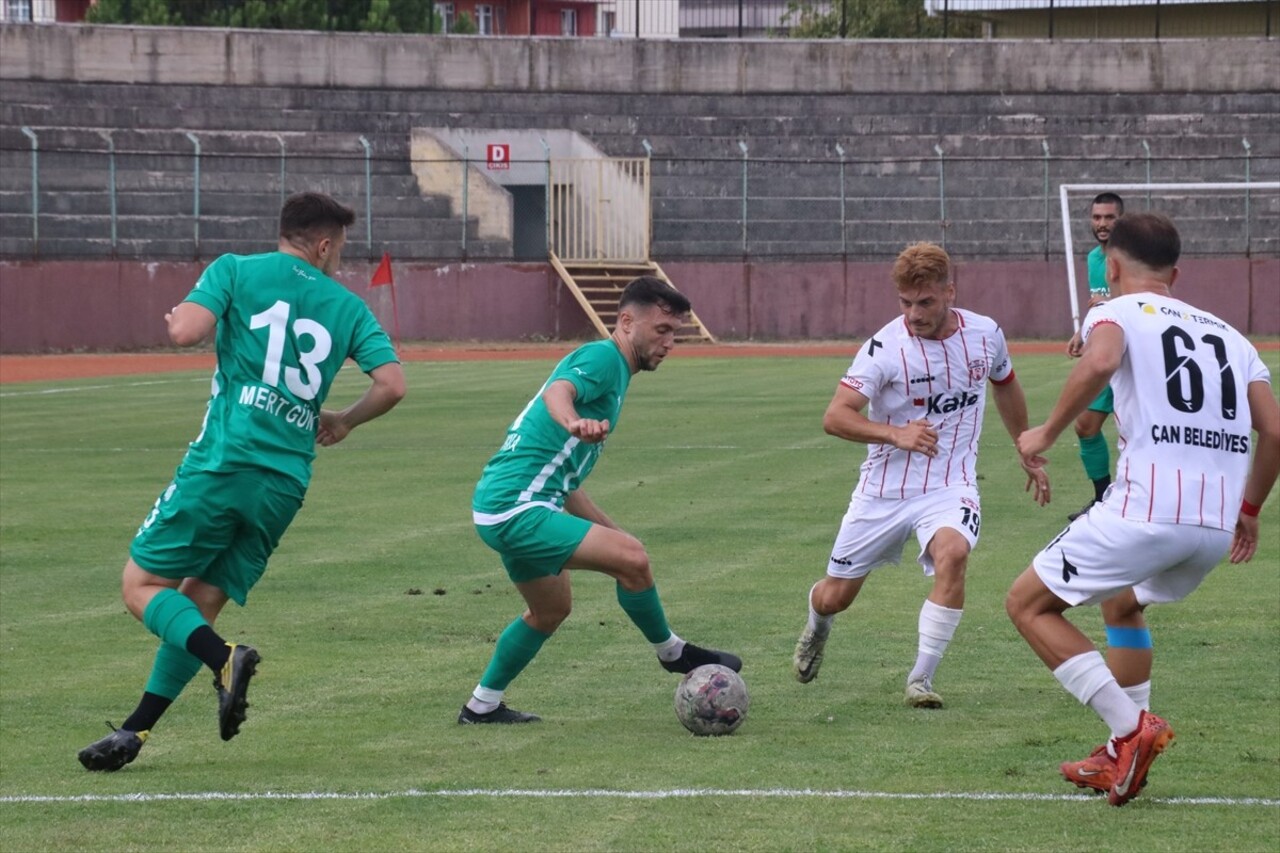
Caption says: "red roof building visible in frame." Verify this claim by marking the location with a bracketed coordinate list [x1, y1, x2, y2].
[440, 1, 602, 35]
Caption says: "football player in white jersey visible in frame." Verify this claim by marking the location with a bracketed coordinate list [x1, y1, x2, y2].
[793, 242, 1050, 709]
[1007, 212, 1280, 806]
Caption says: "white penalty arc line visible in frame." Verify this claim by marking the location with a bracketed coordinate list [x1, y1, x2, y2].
[2, 788, 1277, 807]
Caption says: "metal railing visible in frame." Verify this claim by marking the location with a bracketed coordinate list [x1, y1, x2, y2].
[0, 133, 1276, 262]
[13, 0, 1273, 39]
[598, 0, 1276, 40]
[550, 157, 650, 262]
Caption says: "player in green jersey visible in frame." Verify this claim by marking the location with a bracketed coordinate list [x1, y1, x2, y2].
[461, 276, 741, 723]
[1065, 192, 1123, 521]
[78, 192, 405, 771]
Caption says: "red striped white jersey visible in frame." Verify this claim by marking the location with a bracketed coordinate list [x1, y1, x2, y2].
[840, 308, 1014, 499]
[1084, 293, 1270, 530]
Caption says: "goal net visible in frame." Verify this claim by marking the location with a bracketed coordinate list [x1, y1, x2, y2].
[1058, 181, 1280, 332]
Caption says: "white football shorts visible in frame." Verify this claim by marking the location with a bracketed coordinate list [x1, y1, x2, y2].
[826, 485, 982, 579]
[1032, 505, 1232, 607]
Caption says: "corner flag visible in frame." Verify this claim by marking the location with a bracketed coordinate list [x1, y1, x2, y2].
[369, 252, 400, 351]
[370, 252, 394, 288]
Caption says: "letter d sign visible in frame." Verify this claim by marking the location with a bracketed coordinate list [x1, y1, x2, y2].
[487, 144, 510, 171]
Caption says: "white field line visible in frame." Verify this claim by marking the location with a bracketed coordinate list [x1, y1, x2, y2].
[0, 378, 207, 397]
[2, 787, 1277, 807]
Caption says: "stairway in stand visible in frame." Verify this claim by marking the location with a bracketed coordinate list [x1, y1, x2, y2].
[549, 254, 716, 343]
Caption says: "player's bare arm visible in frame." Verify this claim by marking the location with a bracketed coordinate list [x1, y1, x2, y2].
[565, 489, 621, 531]
[822, 384, 938, 456]
[992, 377, 1051, 506]
[316, 361, 407, 446]
[1019, 323, 1123, 461]
[1230, 380, 1280, 564]
[165, 301, 217, 347]
[543, 379, 610, 444]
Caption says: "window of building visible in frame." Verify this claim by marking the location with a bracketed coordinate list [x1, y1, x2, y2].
[6, 0, 34, 22]
[476, 3, 493, 34]
[561, 8, 577, 35]
[439, 2, 454, 33]
[601, 10, 616, 36]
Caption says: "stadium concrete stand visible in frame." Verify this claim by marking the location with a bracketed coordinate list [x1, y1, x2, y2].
[0, 26, 1276, 347]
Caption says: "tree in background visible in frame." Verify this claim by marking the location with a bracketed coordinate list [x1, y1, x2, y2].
[86, 0, 177, 26]
[450, 10, 478, 34]
[782, 0, 982, 38]
[87, 0, 442, 33]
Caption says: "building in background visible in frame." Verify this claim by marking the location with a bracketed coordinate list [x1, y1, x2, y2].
[923, 0, 1277, 38]
[439, 0, 601, 35]
[0, 0, 91, 21]
[594, 0, 681, 37]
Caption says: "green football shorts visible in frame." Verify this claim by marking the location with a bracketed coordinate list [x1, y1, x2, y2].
[130, 467, 305, 605]
[475, 506, 592, 583]
[1087, 384, 1114, 415]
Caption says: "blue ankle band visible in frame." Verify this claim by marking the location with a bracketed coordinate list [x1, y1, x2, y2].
[1105, 626, 1153, 649]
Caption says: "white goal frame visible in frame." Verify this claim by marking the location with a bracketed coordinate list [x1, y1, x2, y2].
[1059, 181, 1280, 333]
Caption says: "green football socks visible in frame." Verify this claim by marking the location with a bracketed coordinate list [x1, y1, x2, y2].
[142, 589, 209, 649]
[478, 617, 551, 692]
[1079, 432, 1111, 483]
[141, 589, 229, 672]
[616, 583, 673, 644]
[143, 642, 204, 701]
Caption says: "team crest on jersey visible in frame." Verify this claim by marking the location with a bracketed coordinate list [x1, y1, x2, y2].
[967, 359, 988, 383]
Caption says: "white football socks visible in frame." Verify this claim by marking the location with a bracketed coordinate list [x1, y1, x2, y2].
[1122, 680, 1152, 711]
[908, 599, 962, 683]
[1053, 650, 1141, 743]
[467, 685, 504, 715]
[654, 633, 685, 663]
[807, 583, 834, 635]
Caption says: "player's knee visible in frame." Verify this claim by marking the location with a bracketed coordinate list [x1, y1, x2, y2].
[1074, 415, 1102, 439]
[1100, 591, 1145, 625]
[1004, 584, 1034, 630]
[529, 602, 571, 632]
[815, 576, 861, 613]
[932, 547, 969, 584]
[1005, 568, 1049, 631]
[613, 538, 653, 591]
[120, 563, 151, 619]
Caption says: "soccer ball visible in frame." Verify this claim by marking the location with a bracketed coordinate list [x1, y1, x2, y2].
[674, 664, 749, 736]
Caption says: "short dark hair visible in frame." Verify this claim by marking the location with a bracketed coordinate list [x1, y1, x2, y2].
[280, 192, 356, 243]
[1107, 212, 1181, 270]
[618, 275, 691, 315]
[1091, 192, 1125, 214]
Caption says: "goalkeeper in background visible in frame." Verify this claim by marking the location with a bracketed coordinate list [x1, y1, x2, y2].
[1065, 192, 1124, 521]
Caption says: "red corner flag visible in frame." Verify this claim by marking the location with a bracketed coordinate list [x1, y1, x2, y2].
[368, 252, 400, 352]
[370, 252, 394, 288]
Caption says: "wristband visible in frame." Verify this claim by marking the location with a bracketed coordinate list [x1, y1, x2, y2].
[1241, 500, 1261, 518]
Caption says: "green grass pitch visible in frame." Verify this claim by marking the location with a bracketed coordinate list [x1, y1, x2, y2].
[1, 351, 1277, 851]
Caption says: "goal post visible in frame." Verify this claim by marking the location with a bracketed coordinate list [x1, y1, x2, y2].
[1058, 181, 1280, 333]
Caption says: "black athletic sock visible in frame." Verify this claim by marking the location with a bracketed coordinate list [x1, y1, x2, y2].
[185, 625, 231, 675]
[121, 692, 174, 733]
[1093, 476, 1112, 502]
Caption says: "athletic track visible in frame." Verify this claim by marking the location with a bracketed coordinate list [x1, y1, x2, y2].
[0, 341, 1113, 384]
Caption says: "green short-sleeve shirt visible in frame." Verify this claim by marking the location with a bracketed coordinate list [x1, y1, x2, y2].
[1087, 245, 1109, 297]
[473, 339, 631, 520]
[181, 251, 398, 489]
